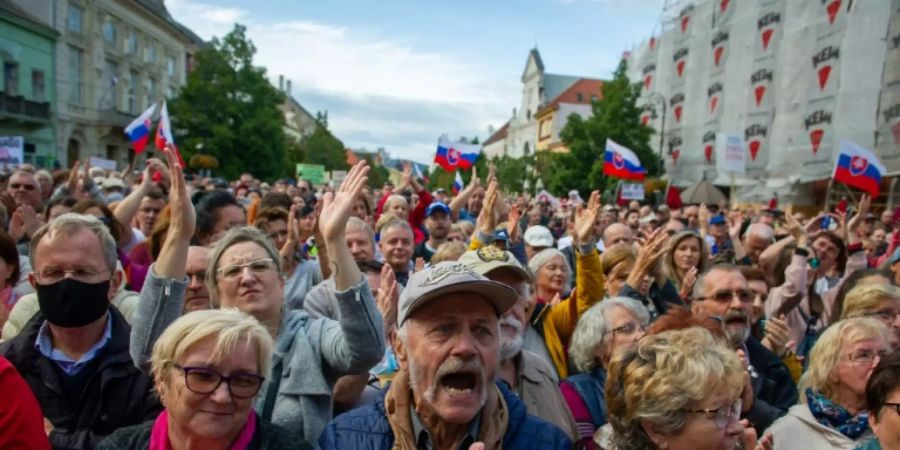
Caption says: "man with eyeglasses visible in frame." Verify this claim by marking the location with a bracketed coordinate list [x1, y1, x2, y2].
[6, 171, 44, 255]
[0, 214, 159, 449]
[183, 246, 212, 313]
[690, 264, 798, 434]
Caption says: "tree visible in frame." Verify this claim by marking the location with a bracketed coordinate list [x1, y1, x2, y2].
[170, 24, 288, 180]
[554, 58, 659, 199]
[287, 124, 348, 171]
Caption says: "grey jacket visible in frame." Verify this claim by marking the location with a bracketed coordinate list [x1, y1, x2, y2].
[130, 266, 385, 444]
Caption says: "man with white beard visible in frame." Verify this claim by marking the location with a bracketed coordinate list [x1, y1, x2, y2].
[459, 247, 579, 441]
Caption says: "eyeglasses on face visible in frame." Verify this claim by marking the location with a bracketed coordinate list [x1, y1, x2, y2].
[881, 402, 900, 416]
[699, 289, 754, 303]
[682, 399, 742, 430]
[606, 322, 647, 337]
[174, 364, 264, 398]
[861, 309, 900, 323]
[35, 267, 109, 284]
[9, 183, 36, 191]
[844, 349, 888, 365]
[217, 258, 276, 279]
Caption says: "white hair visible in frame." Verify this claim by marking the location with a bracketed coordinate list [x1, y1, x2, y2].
[568, 297, 650, 373]
[527, 248, 571, 281]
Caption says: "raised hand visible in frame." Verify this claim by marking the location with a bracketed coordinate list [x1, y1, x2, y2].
[414, 257, 426, 273]
[574, 190, 601, 246]
[678, 266, 698, 301]
[846, 194, 871, 244]
[320, 160, 370, 242]
[280, 204, 301, 274]
[376, 264, 399, 336]
[476, 179, 499, 235]
[782, 211, 807, 246]
[728, 211, 743, 239]
[761, 314, 791, 357]
[626, 227, 669, 291]
[400, 162, 413, 189]
[66, 160, 81, 192]
[507, 204, 521, 244]
[163, 144, 194, 241]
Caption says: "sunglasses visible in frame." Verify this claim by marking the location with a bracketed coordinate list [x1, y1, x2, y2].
[700, 289, 754, 303]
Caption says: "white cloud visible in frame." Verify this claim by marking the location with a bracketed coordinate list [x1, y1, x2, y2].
[166, 0, 518, 164]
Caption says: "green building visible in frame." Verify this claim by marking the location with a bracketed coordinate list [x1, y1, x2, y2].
[0, 0, 58, 167]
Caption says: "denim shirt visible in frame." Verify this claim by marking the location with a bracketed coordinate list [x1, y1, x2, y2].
[35, 313, 113, 375]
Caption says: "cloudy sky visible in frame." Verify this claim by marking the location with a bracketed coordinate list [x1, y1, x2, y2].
[167, 0, 665, 164]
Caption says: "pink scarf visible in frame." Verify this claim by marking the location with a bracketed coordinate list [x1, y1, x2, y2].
[149, 409, 257, 450]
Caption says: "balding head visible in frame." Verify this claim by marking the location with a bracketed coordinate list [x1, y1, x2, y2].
[743, 223, 774, 265]
[603, 223, 634, 248]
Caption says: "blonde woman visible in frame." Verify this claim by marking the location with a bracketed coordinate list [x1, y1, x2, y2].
[840, 284, 900, 342]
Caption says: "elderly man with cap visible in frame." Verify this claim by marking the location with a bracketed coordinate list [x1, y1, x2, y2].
[703, 214, 734, 257]
[459, 246, 579, 441]
[523, 225, 554, 261]
[415, 202, 452, 263]
[319, 262, 572, 450]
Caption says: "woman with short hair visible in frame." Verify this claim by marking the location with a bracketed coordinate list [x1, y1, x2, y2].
[562, 297, 650, 449]
[100, 309, 308, 449]
[604, 327, 751, 450]
[840, 284, 900, 342]
[766, 317, 893, 449]
[860, 351, 900, 450]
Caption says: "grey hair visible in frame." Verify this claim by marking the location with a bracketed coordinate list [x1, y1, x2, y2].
[744, 223, 774, 241]
[527, 248, 571, 281]
[692, 264, 743, 301]
[30, 213, 117, 271]
[569, 297, 651, 373]
[206, 226, 282, 306]
[384, 194, 409, 209]
[381, 216, 413, 236]
[346, 216, 375, 250]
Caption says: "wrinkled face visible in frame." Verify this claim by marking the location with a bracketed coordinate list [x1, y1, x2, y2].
[834, 337, 888, 400]
[380, 226, 414, 271]
[683, 206, 699, 228]
[30, 228, 120, 310]
[208, 206, 247, 246]
[650, 389, 743, 450]
[214, 242, 283, 323]
[345, 228, 375, 261]
[7, 172, 41, 208]
[536, 255, 568, 297]
[674, 237, 701, 272]
[184, 247, 211, 312]
[871, 387, 900, 449]
[691, 269, 752, 348]
[158, 336, 259, 442]
[489, 271, 530, 361]
[468, 187, 485, 215]
[604, 225, 634, 248]
[398, 294, 499, 424]
[262, 219, 288, 251]
[747, 279, 768, 324]
[812, 236, 840, 272]
[744, 234, 771, 265]
[597, 306, 645, 366]
[426, 212, 451, 240]
[387, 199, 410, 220]
[137, 197, 167, 236]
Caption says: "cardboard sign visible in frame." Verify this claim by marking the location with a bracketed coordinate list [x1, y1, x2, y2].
[715, 132, 746, 174]
[0, 136, 24, 166]
[621, 183, 645, 200]
[89, 157, 117, 171]
[296, 163, 326, 185]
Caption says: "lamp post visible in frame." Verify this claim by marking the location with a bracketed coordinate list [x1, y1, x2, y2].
[648, 92, 666, 173]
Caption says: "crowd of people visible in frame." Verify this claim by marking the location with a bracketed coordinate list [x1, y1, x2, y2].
[0, 149, 898, 450]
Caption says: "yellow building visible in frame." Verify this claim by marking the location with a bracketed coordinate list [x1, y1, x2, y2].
[534, 78, 603, 153]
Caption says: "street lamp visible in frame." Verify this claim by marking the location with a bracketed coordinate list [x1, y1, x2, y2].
[647, 92, 666, 172]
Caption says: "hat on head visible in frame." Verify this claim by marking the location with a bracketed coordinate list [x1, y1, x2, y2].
[640, 213, 659, 224]
[425, 201, 451, 217]
[491, 229, 509, 243]
[397, 262, 518, 326]
[709, 215, 726, 226]
[102, 178, 125, 189]
[458, 247, 531, 283]
[524, 225, 554, 248]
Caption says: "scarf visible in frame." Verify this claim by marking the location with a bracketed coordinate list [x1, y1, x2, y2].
[385, 369, 508, 450]
[149, 409, 257, 450]
[805, 388, 869, 440]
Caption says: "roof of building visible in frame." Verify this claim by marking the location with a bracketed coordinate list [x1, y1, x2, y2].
[134, 0, 205, 46]
[521, 48, 546, 81]
[484, 121, 510, 146]
[537, 78, 604, 117]
[0, 0, 57, 37]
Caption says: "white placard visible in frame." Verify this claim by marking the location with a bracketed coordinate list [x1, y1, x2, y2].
[330, 170, 347, 186]
[0, 136, 24, 167]
[715, 132, 746, 174]
[89, 157, 117, 171]
[621, 183, 645, 200]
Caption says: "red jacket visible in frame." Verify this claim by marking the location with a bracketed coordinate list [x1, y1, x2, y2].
[375, 189, 431, 245]
[0, 356, 50, 450]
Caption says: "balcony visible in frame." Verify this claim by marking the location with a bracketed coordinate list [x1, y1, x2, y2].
[0, 92, 51, 123]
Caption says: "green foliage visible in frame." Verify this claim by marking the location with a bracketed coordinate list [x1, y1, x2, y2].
[552, 58, 659, 198]
[169, 24, 288, 181]
[287, 124, 348, 171]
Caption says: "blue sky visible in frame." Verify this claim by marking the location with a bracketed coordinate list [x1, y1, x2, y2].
[167, 0, 665, 164]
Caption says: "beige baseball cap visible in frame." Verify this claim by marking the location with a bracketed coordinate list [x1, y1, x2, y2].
[397, 261, 518, 326]
[457, 246, 531, 283]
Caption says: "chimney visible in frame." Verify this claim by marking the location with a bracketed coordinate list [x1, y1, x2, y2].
[278, 75, 284, 91]
[286, 79, 292, 95]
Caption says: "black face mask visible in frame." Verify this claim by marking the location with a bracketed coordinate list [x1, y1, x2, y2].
[36, 278, 111, 328]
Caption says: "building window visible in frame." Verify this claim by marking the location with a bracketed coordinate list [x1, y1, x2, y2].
[32, 70, 45, 102]
[102, 60, 118, 109]
[144, 77, 156, 107]
[102, 18, 116, 44]
[67, 3, 83, 33]
[127, 70, 138, 113]
[166, 56, 176, 78]
[591, 95, 597, 101]
[3, 62, 18, 96]
[166, 84, 175, 98]
[526, 109, 531, 120]
[68, 45, 83, 104]
[125, 31, 137, 54]
[145, 43, 157, 63]
[524, 142, 530, 155]
[576, 93, 583, 102]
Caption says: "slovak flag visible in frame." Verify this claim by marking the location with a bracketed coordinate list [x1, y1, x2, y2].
[124, 103, 156, 154]
[154, 101, 185, 167]
[603, 139, 646, 181]
[452, 170, 464, 194]
[435, 136, 480, 172]
[832, 140, 885, 197]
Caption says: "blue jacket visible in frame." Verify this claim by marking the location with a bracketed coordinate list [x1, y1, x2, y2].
[318, 381, 572, 450]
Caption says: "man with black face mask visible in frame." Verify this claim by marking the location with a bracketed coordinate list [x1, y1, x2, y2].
[0, 214, 159, 449]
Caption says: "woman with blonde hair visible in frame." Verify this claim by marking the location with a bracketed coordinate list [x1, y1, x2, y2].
[100, 309, 307, 449]
[604, 327, 753, 450]
[840, 283, 900, 343]
[766, 317, 893, 449]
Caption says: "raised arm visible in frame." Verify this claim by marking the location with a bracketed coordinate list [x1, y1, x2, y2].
[448, 167, 478, 220]
[320, 161, 369, 291]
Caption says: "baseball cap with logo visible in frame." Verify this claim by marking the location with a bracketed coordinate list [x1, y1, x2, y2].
[524, 225, 554, 248]
[397, 261, 518, 326]
[425, 202, 451, 217]
[457, 246, 531, 282]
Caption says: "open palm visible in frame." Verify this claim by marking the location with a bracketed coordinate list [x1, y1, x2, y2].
[319, 161, 370, 241]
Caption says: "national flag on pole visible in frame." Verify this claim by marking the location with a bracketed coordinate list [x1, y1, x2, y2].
[603, 139, 646, 181]
[124, 104, 156, 154]
[154, 101, 185, 167]
[434, 136, 480, 172]
[452, 170, 464, 194]
[832, 140, 885, 197]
